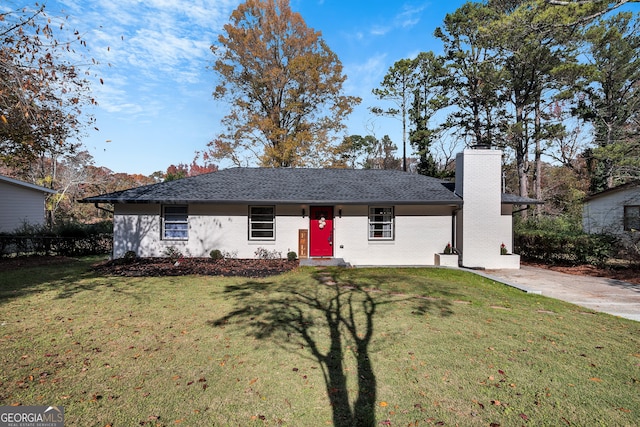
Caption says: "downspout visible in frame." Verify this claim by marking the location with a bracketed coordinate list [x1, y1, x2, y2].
[452, 207, 462, 265]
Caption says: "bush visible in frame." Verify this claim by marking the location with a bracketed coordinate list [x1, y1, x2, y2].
[254, 247, 281, 260]
[0, 220, 112, 257]
[515, 217, 616, 266]
[287, 251, 297, 261]
[163, 246, 183, 262]
[210, 249, 224, 260]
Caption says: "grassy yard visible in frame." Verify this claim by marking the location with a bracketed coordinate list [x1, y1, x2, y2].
[1, 258, 639, 426]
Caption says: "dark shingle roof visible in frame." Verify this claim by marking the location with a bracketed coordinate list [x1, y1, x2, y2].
[501, 193, 544, 205]
[584, 180, 639, 202]
[81, 168, 463, 205]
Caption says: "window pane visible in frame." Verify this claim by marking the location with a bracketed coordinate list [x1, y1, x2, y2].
[251, 230, 274, 238]
[164, 224, 188, 239]
[165, 206, 187, 214]
[369, 206, 394, 240]
[252, 223, 274, 230]
[163, 205, 188, 240]
[251, 207, 273, 215]
[165, 214, 187, 222]
[249, 206, 275, 240]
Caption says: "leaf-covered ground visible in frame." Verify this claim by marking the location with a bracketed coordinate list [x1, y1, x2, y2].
[523, 261, 640, 285]
[1, 259, 639, 426]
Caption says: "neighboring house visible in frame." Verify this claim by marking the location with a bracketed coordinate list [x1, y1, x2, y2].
[81, 149, 539, 269]
[0, 175, 57, 232]
[583, 181, 640, 240]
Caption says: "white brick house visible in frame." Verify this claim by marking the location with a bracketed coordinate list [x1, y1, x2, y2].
[82, 149, 538, 269]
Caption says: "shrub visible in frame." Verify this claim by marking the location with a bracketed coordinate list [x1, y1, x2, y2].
[55, 221, 88, 238]
[210, 249, 224, 260]
[222, 250, 238, 259]
[287, 251, 297, 261]
[123, 250, 137, 262]
[515, 216, 616, 266]
[254, 247, 281, 260]
[164, 246, 183, 262]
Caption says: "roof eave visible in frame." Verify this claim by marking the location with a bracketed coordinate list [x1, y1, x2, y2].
[82, 198, 463, 206]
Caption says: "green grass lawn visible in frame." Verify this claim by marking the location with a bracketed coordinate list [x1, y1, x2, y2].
[1, 258, 639, 426]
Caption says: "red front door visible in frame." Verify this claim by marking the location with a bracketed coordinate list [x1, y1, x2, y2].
[309, 206, 333, 257]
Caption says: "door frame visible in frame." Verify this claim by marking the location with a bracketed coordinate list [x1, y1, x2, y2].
[309, 205, 334, 257]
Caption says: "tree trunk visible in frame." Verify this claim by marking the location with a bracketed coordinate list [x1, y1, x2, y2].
[533, 95, 542, 215]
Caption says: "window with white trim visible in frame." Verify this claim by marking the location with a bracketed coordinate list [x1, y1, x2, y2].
[624, 205, 640, 231]
[369, 206, 394, 240]
[249, 206, 275, 240]
[162, 205, 188, 240]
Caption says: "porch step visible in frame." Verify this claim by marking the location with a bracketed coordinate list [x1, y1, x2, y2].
[299, 258, 350, 267]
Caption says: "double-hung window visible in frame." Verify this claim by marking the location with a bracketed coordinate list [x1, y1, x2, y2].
[369, 206, 394, 240]
[624, 205, 640, 231]
[249, 206, 275, 240]
[163, 205, 188, 240]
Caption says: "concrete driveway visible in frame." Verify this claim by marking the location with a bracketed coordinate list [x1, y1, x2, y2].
[473, 266, 640, 322]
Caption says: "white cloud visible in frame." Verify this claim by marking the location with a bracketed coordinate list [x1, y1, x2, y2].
[53, 0, 242, 118]
[395, 4, 425, 29]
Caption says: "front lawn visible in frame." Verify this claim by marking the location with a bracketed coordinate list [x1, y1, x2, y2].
[0, 258, 638, 426]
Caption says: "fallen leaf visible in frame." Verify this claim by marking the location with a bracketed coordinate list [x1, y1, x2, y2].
[379, 401, 388, 407]
[519, 413, 529, 420]
[249, 378, 258, 385]
[589, 377, 603, 382]
[491, 400, 501, 406]
[618, 407, 631, 413]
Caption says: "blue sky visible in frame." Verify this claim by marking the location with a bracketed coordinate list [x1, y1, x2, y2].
[46, 0, 470, 174]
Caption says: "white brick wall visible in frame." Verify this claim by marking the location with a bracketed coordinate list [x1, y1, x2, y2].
[456, 149, 519, 269]
[113, 203, 456, 266]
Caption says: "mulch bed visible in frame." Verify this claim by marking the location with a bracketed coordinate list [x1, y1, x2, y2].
[92, 257, 299, 278]
[2, 255, 638, 283]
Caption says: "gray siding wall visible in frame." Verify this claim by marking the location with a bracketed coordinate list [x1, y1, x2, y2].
[0, 180, 48, 232]
[583, 187, 640, 235]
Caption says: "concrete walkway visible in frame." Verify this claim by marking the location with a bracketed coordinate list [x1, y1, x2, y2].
[472, 266, 640, 322]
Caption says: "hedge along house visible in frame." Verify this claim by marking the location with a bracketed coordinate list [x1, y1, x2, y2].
[81, 149, 538, 269]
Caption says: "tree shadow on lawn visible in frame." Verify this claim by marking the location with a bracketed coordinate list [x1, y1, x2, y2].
[0, 258, 147, 304]
[209, 268, 454, 427]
